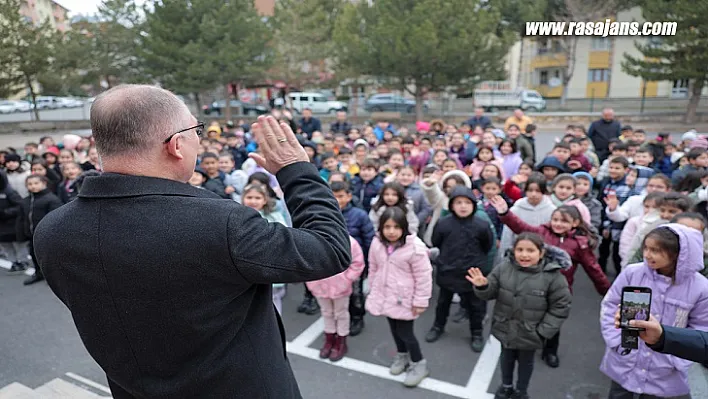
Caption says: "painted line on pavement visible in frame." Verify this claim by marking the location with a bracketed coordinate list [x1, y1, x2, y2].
[65, 372, 112, 394]
[286, 343, 492, 399]
[289, 317, 325, 347]
[466, 335, 501, 392]
[287, 318, 495, 399]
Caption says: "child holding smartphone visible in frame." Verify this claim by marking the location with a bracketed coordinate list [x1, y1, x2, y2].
[600, 224, 708, 398]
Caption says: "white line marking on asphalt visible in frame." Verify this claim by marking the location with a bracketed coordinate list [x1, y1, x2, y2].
[65, 372, 112, 394]
[289, 317, 325, 347]
[0, 258, 12, 269]
[466, 335, 501, 392]
[287, 318, 495, 399]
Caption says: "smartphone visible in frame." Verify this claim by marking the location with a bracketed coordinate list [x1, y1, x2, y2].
[620, 286, 652, 331]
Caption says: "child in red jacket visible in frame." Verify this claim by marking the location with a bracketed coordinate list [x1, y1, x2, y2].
[489, 196, 610, 369]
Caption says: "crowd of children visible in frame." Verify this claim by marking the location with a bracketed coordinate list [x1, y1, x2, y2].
[5, 108, 708, 398]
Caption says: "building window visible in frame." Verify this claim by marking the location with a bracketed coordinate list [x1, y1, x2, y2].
[539, 70, 549, 85]
[588, 69, 610, 82]
[591, 37, 610, 50]
[553, 70, 560, 79]
[537, 39, 562, 55]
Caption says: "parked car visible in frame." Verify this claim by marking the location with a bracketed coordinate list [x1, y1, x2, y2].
[56, 97, 85, 108]
[0, 100, 31, 113]
[287, 92, 347, 114]
[364, 94, 429, 114]
[34, 96, 60, 110]
[203, 100, 269, 116]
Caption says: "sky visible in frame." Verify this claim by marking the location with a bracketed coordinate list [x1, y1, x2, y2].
[54, 0, 146, 17]
[54, 0, 101, 16]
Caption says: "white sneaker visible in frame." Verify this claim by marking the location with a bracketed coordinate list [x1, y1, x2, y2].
[403, 359, 429, 387]
[389, 352, 410, 375]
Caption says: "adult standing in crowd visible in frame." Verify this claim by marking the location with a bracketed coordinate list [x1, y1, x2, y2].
[465, 107, 492, 130]
[34, 85, 351, 399]
[588, 108, 621, 162]
[504, 109, 533, 133]
[299, 108, 322, 139]
[330, 110, 352, 134]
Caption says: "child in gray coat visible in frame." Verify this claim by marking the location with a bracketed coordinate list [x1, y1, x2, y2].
[467, 233, 572, 399]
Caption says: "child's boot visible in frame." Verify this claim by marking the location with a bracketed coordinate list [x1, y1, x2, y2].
[329, 335, 348, 362]
[319, 333, 336, 359]
[511, 390, 530, 399]
[389, 353, 410, 375]
[494, 385, 515, 399]
[403, 359, 429, 387]
[471, 331, 485, 353]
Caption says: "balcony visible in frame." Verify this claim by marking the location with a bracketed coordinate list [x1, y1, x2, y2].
[533, 85, 564, 98]
[530, 53, 567, 69]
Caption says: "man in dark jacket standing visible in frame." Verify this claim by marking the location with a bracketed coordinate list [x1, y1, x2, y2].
[299, 108, 322, 139]
[34, 85, 351, 399]
[588, 108, 621, 162]
[330, 110, 352, 134]
[465, 108, 492, 130]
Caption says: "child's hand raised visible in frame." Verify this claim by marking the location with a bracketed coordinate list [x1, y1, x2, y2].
[489, 195, 509, 214]
[604, 193, 619, 211]
[466, 268, 488, 287]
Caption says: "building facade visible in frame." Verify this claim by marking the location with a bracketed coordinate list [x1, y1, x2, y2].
[508, 7, 707, 99]
[19, 0, 69, 32]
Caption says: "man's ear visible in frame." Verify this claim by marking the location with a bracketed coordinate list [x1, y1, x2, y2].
[166, 136, 186, 160]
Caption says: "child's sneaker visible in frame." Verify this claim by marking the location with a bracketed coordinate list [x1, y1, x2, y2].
[389, 353, 410, 375]
[402, 359, 429, 387]
[494, 385, 515, 399]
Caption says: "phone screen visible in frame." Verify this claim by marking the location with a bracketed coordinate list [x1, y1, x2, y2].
[621, 288, 651, 328]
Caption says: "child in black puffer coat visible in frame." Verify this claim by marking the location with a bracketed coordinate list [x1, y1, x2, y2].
[425, 186, 494, 352]
[17, 174, 63, 285]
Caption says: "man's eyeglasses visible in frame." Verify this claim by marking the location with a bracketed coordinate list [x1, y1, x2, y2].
[164, 122, 205, 144]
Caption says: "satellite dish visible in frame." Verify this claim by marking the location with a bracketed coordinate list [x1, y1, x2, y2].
[549, 77, 562, 88]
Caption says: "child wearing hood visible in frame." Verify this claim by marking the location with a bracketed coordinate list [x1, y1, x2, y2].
[535, 157, 566, 189]
[4, 153, 30, 198]
[548, 174, 592, 226]
[425, 186, 495, 353]
[600, 224, 708, 398]
[573, 172, 602, 232]
[468, 233, 572, 399]
[490, 198, 610, 368]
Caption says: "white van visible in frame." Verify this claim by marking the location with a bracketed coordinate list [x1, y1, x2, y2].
[474, 88, 546, 112]
[288, 92, 347, 114]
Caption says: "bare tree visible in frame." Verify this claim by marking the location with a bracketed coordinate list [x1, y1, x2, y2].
[554, 0, 621, 106]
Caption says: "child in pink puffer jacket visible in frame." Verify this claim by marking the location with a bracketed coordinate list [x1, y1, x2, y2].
[365, 207, 433, 388]
[306, 236, 365, 363]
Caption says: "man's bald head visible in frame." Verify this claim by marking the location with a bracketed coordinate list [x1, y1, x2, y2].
[91, 85, 191, 157]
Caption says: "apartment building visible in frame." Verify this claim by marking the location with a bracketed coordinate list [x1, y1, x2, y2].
[506, 7, 707, 99]
[19, 0, 69, 32]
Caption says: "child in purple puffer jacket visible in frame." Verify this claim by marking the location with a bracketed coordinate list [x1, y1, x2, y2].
[600, 224, 708, 398]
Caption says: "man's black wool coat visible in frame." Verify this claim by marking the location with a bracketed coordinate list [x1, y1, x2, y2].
[34, 162, 351, 399]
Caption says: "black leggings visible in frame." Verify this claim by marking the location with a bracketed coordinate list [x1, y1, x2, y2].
[387, 318, 423, 362]
[500, 348, 535, 393]
[599, 238, 621, 276]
